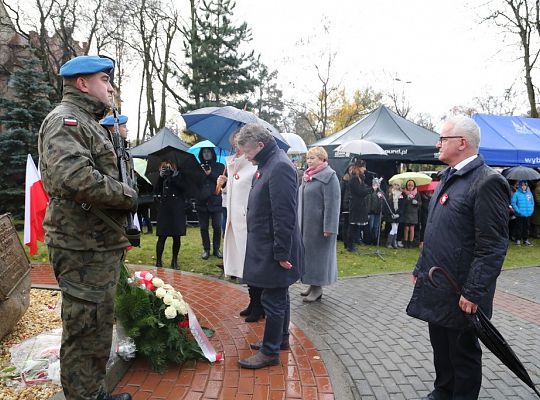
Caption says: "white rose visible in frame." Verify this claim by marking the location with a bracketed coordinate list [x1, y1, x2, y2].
[172, 291, 183, 300]
[176, 300, 188, 315]
[164, 306, 177, 319]
[163, 293, 174, 305]
[152, 278, 164, 288]
[155, 287, 166, 299]
[163, 284, 174, 291]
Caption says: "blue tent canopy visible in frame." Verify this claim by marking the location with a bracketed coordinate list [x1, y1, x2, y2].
[474, 113, 540, 167]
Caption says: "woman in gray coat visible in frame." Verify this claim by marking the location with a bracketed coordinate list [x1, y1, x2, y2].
[298, 147, 341, 302]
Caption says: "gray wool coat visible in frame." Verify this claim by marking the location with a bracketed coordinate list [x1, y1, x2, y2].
[298, 166, 341, 286]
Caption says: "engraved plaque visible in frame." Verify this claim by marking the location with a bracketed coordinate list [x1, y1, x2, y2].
[0, 213, 31, 301]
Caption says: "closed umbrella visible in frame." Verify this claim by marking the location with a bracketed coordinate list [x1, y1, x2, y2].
[428, 266, 540, 398]
[389, 172, 432, 186]
[182, 106, 289, 151]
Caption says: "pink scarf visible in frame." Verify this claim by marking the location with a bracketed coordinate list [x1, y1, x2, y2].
[303, 161, 328, 182]
[403, 187, 418, 198]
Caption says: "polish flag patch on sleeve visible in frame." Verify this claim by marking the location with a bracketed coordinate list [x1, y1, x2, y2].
[63, 118, 78, 126]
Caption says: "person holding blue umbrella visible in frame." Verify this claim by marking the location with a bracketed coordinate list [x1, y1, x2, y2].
[188, 139, 229, 164]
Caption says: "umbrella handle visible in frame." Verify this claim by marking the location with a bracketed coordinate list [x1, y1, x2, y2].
[215, 164, 228, 195]
[428, 266, 461, 295]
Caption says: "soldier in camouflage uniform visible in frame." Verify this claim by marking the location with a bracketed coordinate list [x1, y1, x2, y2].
[38, 56, 135, 400]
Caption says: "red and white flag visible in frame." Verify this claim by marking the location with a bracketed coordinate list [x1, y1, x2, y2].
[24, 154, 49, 255]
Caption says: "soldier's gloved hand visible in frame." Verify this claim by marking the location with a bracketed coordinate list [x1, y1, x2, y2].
[121, 183, 138, 211]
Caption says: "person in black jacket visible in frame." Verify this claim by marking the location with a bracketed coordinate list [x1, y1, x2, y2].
[339, 164, 354, 249]
[136, 173, 154, 234]
[155, 160, 187, 269]
[383, 182, 403, 249]
[406, 115, 511, 400]
[196, 147, 225, 259]
[346, 163, 370, 252]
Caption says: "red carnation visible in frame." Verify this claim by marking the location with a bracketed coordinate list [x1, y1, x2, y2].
[178, 320, 189, 329]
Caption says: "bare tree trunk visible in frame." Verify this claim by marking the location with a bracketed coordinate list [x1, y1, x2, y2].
[189, 0, 200, 108]
[314, 51, 338, 140]
[136, 65, 145, 145]
[486, 0, 539, 117]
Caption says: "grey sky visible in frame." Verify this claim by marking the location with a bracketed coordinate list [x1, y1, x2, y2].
[230, 0, 526, 123]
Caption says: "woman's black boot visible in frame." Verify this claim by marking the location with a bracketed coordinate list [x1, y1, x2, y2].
[240, 287, 254, 316]
[245, 287, 265, 323]
[156, 236, 166, 268]
[171, 236, 181, 270]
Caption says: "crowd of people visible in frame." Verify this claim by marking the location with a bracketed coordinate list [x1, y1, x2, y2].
[337, 162, 540, 253]
[339, 164, 433, 251]
[37, 54, 539, 400]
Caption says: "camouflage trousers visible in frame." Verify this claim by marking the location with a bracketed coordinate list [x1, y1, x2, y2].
[48, 247, 126, 400]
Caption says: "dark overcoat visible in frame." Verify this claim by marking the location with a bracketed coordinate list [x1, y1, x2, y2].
[243, 140, 304, 288]
[348, 176, 370, 224]
[400, 191, 421, 224]
[196, 147, 225, 213]
[406, 156, 511, 329]
[155, 172, 187, 237]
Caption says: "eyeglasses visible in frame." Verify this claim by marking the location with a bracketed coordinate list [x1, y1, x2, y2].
[437, 136, 463, 144]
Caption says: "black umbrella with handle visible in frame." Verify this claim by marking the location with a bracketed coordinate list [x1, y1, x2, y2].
[428, 266, 540, 398]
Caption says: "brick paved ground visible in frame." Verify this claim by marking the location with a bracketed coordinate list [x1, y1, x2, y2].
[290, 266, 540, 400]
[32, 265, 335, 400]
[32, 265, 540, 399]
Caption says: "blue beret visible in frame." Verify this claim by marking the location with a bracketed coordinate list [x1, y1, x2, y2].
[100, 114, 128, 126]
[59, 56, 114, 77]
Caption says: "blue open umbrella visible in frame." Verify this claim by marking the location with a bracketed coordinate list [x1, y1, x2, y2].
[182, 106, 289, 151]
[188, 140, 229, 165]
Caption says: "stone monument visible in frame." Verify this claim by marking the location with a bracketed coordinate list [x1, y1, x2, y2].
[0, 213, 32, 340]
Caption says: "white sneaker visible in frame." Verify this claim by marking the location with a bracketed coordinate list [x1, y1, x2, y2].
[516, 240, 521, 246]
[524, 240, 533, 246]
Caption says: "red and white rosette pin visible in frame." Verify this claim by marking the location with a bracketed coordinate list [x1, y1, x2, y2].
[234, 173, 240, 180]
[255, 171, 261, 180]
[439, 193, 449, 205]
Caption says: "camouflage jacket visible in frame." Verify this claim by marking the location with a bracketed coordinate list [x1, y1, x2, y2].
[38, 86, 137, 251]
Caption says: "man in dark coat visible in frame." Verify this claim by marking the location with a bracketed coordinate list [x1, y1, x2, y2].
[406, 115, 511, 400]
[196, 147, 225, 259]
[235, 123, 304, 369]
